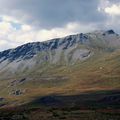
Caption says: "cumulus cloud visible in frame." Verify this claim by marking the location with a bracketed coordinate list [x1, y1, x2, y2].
[104, 4, 120, 15]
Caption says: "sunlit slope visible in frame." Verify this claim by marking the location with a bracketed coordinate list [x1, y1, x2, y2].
[0, 49, 119, 106]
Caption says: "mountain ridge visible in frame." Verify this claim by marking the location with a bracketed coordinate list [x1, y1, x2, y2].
[0, 29, 119, 62]
[0, 29, 120, 75]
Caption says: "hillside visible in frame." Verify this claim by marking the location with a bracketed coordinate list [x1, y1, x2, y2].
[0, 30, 120, 120]
[0, 30, 119, 107]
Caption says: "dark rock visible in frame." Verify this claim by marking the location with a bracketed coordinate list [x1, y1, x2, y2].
[19, 78, 26, 83]
[0, 98, 4, 101]
[103, 29, 115, 36]
[79, 33, 88, 44]
[12, 89, 22, 96]
[107, 29, 115, 34]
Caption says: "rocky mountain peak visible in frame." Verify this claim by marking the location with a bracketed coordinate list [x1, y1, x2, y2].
[103, 29, 116, 36]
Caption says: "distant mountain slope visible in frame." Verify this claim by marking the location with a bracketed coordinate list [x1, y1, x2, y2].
[0, 30, 120, 107]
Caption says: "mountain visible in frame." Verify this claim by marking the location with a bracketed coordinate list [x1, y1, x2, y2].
[0, 29, 120, 107]
[0, 29, 120, 74]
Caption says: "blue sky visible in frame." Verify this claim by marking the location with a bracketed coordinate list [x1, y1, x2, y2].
[0, 0, 120, 51]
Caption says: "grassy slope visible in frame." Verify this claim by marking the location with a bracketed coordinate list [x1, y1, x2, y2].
[0, 49, 119, 106]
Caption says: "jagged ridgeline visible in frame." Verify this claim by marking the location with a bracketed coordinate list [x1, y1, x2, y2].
[0, 30, 120, 75]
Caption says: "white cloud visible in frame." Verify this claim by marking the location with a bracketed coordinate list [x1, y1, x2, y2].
[21, 24, 31, 31]
[104, 4, 120, 16]
[0, 14, 98, 51]
[2, 15, 20, 23]
[98, 0, 120, 16]
[36, 22, 97, 41]
[0, 39, 17, 51]
[0, 40, 8, 46]
[0, 21, 13, 35]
